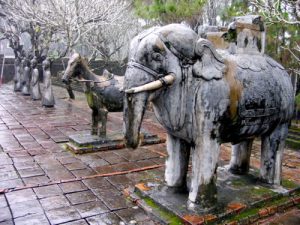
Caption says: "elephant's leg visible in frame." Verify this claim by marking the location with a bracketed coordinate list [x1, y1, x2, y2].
[189, 136, 220, 208]
[165, 133, 190, 192]
[99, 107, 108, 137]
[229, 139, 254, 175]
[260, 123, 289, 185]
[91, 110, 98, 135]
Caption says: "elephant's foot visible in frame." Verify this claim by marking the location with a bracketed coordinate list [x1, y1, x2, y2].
[260, 124, 288, 185]
[166, 183, 188, 194]
[188, 179, 217, 209]
[229, 140, 253, 175]
[229, 164, 249, 175]
[99, 130, 106, 138]
[165, 134, 190, 189]
[91, 128, 98, 135]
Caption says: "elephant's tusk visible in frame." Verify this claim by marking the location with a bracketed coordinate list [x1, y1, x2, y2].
[125, 74, 175, 94]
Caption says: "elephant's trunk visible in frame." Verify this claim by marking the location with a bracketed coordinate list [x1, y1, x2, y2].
[124, 92, 148, 148]
[123, 67, 152, 148]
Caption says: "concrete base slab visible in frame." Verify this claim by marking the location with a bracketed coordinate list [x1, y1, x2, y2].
[129, 167, 300, 225]
[66, 131, 165, 154]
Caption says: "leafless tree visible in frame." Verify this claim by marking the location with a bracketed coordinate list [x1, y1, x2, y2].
[250, 0, 300, 76]
[0, 0, 140, 61]
[251, 0, 300, 25]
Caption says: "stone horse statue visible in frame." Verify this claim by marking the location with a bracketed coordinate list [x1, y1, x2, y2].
[62, 53, 124, 137]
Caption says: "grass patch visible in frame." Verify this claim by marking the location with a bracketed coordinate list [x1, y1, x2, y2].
[290, 126, 300, 133]
[282, 179, 299, 189]
[286, 138, 300, 149]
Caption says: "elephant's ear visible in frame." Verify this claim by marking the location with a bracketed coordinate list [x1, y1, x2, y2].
[192, 38, 226, 80]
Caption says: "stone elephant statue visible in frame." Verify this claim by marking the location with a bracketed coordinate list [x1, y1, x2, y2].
[123, 24, 294, 208]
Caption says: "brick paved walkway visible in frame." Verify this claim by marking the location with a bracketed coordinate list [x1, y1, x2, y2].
[0, 83, 299, 225]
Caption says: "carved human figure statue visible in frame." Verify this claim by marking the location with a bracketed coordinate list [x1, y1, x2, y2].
[42, 58, 55, 107]
[30, 57, 41, 100]
[21, 58, 31, 95]
[13, 57, 22, 92]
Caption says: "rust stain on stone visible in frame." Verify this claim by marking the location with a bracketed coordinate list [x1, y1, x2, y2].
[224, 59, 243, 120]
[203, 214, 217, 222]
[135, 183, 151, 191]
[226, 202, 246, 213]
[266, 205, 277, 215]
[258, 208, 269, 217]
[182, 215, 205, 225]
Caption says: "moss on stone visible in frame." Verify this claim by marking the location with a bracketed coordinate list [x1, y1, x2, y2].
[250, 186, 274, 196]
[231, 179, 248, 187]
[143, 197, 183, 225]
[228, 207, 259, 222]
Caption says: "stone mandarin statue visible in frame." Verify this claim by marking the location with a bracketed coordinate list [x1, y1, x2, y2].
[13, 57, 22, 92]
[21, 57, 31, 96]
[123, 16, 294, 208]
[30, 57, 41, 100]
[42, 58, 55, 107]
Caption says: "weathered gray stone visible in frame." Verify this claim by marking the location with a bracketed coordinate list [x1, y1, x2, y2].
[42, 58, 55, 107]
[30, 57, 41, 100]
[62, 54, 123, 137]
[123, 17, 294, 208]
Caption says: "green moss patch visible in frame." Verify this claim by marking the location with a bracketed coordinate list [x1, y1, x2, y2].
[143, 196, 183, 225]
[231, 179, 248, 187]
[282, 179, 299, 189]
[286, 138, 300, 150]
[250, 186, 274, 196]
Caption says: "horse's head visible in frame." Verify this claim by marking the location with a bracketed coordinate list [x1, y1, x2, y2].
[62, 53, 84, 84]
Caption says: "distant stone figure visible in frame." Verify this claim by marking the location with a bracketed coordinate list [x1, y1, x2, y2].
[21, 58, 31, 96]
[62, 53, 123, 137]
[13, 57, 22, 92]
[42, 58, 55, 107]
[30, 57, 41, 100]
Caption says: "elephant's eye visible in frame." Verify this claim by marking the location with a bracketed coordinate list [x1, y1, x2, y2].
[152, 52, 163, 61]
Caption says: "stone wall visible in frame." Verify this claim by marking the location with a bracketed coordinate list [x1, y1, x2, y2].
[0, 55, 15, 83]
[51, 58, 126, 79]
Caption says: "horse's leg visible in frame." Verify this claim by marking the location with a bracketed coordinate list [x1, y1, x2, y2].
[260, 123, 289, 185]
[99, 107, 108, 137]
[91, 109, 98, 135]
[165, 133, 190, 192]
[229, 139, 254, 174]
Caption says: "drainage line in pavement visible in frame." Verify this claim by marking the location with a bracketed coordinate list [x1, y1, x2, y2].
[0, 164, 165, 194]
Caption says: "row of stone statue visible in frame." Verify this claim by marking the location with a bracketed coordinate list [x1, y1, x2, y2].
[13, 56, 55, 107]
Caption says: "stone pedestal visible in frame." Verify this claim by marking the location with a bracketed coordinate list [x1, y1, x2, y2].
[66, 131, 165, 154]
[128, 167, 299, 225]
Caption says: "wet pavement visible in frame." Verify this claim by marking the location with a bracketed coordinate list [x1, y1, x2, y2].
[0, 83, 299, 225]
